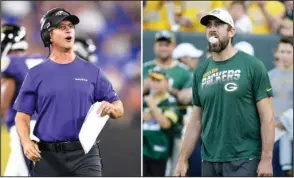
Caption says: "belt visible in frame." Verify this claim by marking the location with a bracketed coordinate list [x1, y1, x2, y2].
[38, 141, 83, 152]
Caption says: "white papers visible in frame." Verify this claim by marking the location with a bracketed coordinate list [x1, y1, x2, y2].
[79, 102, 109, 154]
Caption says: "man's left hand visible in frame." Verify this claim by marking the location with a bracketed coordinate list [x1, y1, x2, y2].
[97, 101, 115, 117]
[257, 159, 273, 177]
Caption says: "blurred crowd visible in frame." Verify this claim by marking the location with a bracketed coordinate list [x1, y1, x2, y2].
[1, 1, 141, 127]
[143, 0, 293, 36]
[143, 0, 293, 177]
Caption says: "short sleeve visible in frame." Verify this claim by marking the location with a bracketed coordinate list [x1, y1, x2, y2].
[192, 71, 202, 107]
[95, 69, 120, 103]
[13, 71, 37, 115]
[252, 61, 273, 102]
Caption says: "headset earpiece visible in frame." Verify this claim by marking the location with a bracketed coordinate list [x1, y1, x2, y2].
[41, 21, 52, 47]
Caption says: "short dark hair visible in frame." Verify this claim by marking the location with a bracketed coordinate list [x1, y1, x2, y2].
[279, 36, 293, 46]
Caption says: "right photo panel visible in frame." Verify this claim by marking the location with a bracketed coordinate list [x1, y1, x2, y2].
[143, 1, 293, 177]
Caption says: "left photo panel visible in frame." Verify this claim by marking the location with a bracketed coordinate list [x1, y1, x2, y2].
[1, 1, 141, 176]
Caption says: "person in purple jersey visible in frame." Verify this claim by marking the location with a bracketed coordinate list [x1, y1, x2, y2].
[74, 37, 99, 64]
[1, 23, 44, 176]
[13, 7, 124, 177]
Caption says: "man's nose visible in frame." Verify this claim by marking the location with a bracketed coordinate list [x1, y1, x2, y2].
[65, 25, 73, 32]
[65, 28, 71, 33]
[208, 25, 217, 31]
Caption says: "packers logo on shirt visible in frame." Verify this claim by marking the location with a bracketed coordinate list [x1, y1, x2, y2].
[224, 82, 238, 92]
[201, 69, 241, 88]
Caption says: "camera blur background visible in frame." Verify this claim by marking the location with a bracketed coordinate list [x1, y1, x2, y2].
[1, 1, 141, 176]
[143, 0, 293, 177]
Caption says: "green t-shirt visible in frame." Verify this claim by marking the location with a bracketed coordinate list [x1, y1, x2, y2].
[143, 93, 180, 160]
[192, 51, 273, 162]
[143, 60, 192, 137]
[143, 60, 192, 90]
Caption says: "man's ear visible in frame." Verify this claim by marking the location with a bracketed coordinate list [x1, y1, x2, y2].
[228, 26, 235, 39]
[50, 31, 53, 42]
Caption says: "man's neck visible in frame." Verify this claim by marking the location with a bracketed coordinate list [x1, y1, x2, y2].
[212, 45, 237, 62]
[50, 47, 76, 64]
[156, 57, 174, 67]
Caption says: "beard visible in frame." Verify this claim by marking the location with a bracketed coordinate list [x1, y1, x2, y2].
[208, 37, 230, 53]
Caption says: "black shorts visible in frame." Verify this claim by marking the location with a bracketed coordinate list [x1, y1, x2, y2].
[201, 158, 260, 177]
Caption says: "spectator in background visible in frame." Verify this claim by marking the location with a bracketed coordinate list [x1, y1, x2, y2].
[268, 36, 293, 177]
[276, 108, 293, 177]
[255, 1, 293, 36]
[284, 1, 293, 21]
[143, 31, 193, 177]
[273, 48, 285, 69]
[277, 1, 293, 36]
[73, 37, 99, 64]
[144, 1, 230, 33]
[175, 1, 226, 33]
[172, 43, 204, 177]
[269, 36, 293, 118]
[143, 69, 180, 177]
[143, 31, 192, 104]
[229, 1, 253, 34]
[278, 108, 293, 142]
[234, 41, 255, 56]
[172, 41, 204, 129]
[143, 1, 181, 31]
[172, 43, 203, 71]
[246, 1, 286, 34]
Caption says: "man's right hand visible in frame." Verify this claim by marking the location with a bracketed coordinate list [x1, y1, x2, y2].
[174, 159, 188, 177]
[23, 140, 41, 162]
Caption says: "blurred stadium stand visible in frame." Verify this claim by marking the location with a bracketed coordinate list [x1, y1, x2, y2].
[143, 1, 293, 36]
[143, 31, 280, 71]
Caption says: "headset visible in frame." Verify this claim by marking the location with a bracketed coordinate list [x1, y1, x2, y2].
[40, 7, 73, 48]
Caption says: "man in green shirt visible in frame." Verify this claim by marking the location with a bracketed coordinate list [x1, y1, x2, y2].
[172, 42, 205, 177]
[174, 8, 275, 177]
[143, 69, 180, 176]
[143, 30, 192, 105]
[143, 31, 193, 176]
